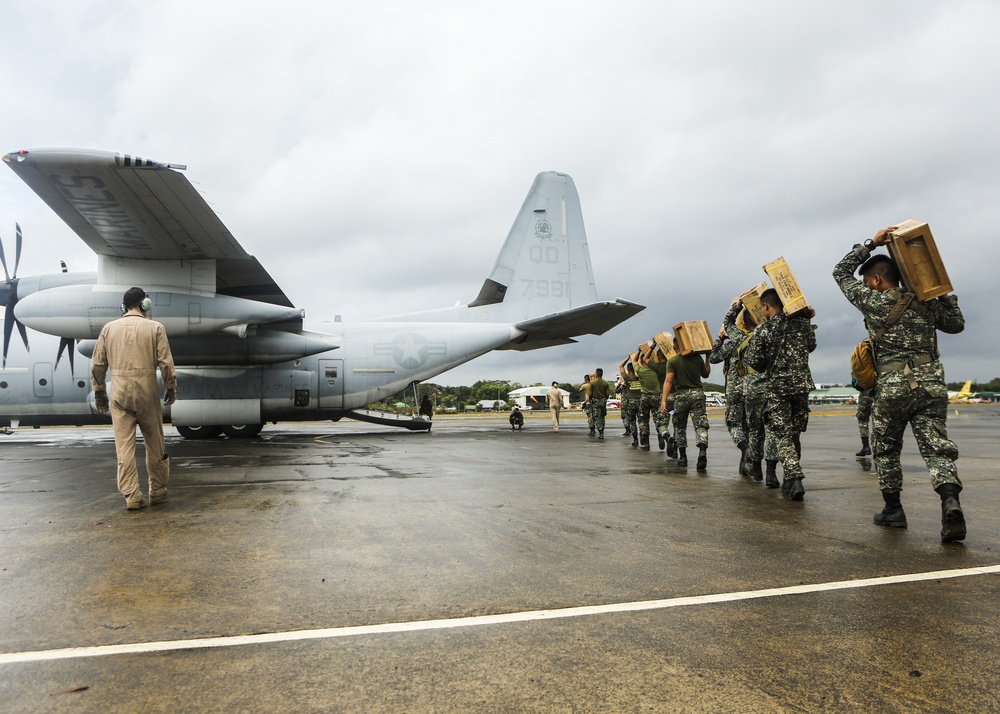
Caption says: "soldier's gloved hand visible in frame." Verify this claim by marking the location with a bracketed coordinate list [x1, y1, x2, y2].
[164, 388, 176, 406]
[95, 391, 110, 413]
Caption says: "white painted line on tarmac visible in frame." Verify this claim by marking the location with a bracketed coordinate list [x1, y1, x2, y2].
[3, 564, 999, 666]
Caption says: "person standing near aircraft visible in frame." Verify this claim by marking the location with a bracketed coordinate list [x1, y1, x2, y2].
[589, 368, 613, 439]
[834, 228, 966, 541]
[743, 289, 816, 500]
[546, 381, 564, 432]
[660, 341, 711, 469]
[91, 287, 177, 510]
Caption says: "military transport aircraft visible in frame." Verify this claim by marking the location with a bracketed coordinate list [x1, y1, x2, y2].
[0, 148, 643, 438]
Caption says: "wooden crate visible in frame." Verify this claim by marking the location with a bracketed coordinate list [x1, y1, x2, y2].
[739, 281, 769, 328]
[763, 257, 812, 316]
[673, 321, 713, 355]
[887, 220, 952, 300]
[653, 332, 678, 360]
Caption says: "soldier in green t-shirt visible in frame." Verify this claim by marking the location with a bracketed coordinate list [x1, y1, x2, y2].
[589, 368, 613, 439]
[660, 339, 711, 469]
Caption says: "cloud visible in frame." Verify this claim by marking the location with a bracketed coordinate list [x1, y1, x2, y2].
[2, 0, 998, 387]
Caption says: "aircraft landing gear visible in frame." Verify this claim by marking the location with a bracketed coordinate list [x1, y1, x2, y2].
[175, 425, 223, 439]
[175, 424, 265, 439]
[222, 423, 264, 438]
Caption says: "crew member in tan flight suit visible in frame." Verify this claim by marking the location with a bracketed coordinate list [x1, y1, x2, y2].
[91, 287, 177, 510]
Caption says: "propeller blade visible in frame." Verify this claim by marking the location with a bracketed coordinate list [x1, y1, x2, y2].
[2, 303, 13, 368]
[57, 336, 76, 374]
[14, 223, 22, 278]
[0, 230, 9, 283]
[15, 316, 29, 352]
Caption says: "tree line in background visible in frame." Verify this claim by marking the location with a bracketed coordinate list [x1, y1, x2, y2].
[368, 376, 1000, 414]
[947, 378, 1000, 392]
[368, 379, 727, 413]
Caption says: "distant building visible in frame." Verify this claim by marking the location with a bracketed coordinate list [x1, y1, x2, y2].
[809, 386, 857, 404]
[476, 399, 507, 411]
[507, 386, 569, 410]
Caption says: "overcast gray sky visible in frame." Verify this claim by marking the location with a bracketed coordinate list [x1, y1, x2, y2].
[2, 1, 997, 387]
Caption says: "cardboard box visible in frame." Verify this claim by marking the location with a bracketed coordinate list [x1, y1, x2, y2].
[763, 257, 812, 316]
[673, 321, 713, 355]
[653, 332, 677, 360]
[739, 281, 769, 328]
[887, 220, 952, 300]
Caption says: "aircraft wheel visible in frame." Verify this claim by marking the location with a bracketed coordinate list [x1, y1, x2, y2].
[222, 423, 265, 438]
[175, 425, 224, 439]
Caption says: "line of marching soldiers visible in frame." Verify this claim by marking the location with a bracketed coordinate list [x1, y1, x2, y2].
[616, 289, 816, 502]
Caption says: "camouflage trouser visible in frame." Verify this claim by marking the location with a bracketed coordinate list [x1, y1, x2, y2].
[856, 389, 873, 438]
[655, 394, 674, 440]
[592, 398, 608, 433]
[672, 388, 708, 449]
[725, 384, 747, 447]
[872, 385, 959, 493]
[638, 393, 659, 437]
[583, 399, 594, 430]
[762, 392, 809, 480]
[622, 394, 640, 436]
[745, 391, 779, 462]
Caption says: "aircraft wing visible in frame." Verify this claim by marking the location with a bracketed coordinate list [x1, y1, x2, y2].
[502, 299, 645, 351]
[4, 148, 293, 307]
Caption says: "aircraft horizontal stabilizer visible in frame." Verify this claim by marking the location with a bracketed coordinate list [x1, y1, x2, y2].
[502, 299, 645, 351]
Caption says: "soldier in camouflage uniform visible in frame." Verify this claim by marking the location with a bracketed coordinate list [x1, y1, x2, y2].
[744, 289, 816, 501]
[660, 339, 711, 470]
[635, 351, 663, 451]
[720, 302, 772, 485]
[645, 346, 675, 453]
[834, 228, 966, 541]
[619, 359, 642, 447]
[855, 389, 873, 456]
[589, 368, 613, 439]
[711, 300, 750, 475]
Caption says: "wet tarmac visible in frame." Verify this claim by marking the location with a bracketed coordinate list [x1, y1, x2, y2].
[1, 405, 999, 712]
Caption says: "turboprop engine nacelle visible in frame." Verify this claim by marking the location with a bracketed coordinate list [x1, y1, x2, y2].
[13, 284, 304, 339]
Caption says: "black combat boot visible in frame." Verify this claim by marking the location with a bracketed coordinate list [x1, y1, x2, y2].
[786, 477, 805, 501]
[696, 444, 707, 471]
[936, 483, 966, 542]
[764, 460, 779, 488]
[874, 490, 907, 528]
[737, 441, 748, 476]
[856, 436, 871, 457]
[657, 432, 665, 450]
[632, 433, 639, 447]
[666, 436, 677, 458]
[589, 427, 596, 436]
[677, 447, 688, 467]
[639, 434, 649, 451]
[747, 460, 763, 482]
[598, 429, 604, 440]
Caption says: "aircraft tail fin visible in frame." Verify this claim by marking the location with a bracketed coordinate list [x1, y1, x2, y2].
[469, 172, 597, 319]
